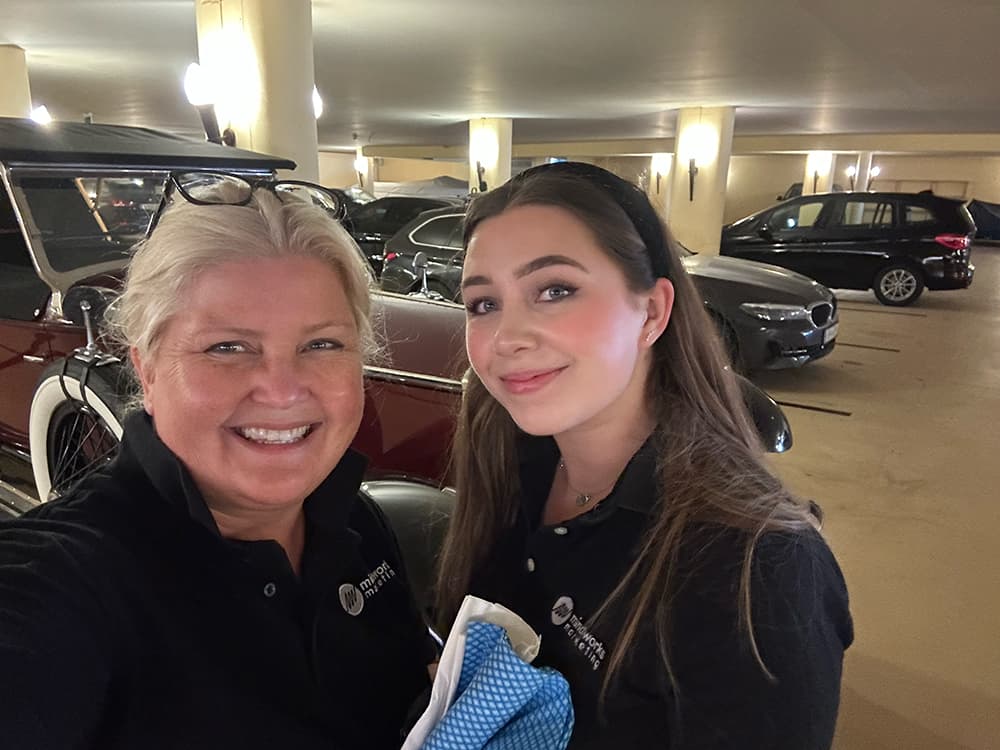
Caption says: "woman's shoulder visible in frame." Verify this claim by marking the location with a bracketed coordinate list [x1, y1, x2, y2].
[678, 522, 852, 645]
[0, 488, 136, 576]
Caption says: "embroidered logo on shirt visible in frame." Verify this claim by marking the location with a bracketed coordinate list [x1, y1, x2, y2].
[551, 596, 574, 626]
[550, 595, 607, 671]
[339, 583, 365, 616]
[339, 560, 397, 616]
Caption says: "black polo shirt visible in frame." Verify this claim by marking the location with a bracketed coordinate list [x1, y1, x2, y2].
[0, 412, 436, 750]
[470, 436, 854, 749]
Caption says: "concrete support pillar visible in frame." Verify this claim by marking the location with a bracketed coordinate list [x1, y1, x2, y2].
[194, 0, 319, 180]
[646, 153, 674, 219]
[855, 151, 874, 192]
[667, 106, 735, 255]
[354, 146, 375, 194]
[802, 151, 835, 195]
[468, 118, 512, 194]
[0, 46, 32, 118]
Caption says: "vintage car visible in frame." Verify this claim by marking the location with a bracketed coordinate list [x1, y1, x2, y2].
[0, 117, 790, 604]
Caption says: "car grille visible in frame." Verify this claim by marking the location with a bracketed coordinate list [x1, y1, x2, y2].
[810, 302, 834, 327]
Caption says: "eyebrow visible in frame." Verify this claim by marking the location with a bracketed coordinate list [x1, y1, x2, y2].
[200, 320, 354, 337]
[462, 253, 587, 289]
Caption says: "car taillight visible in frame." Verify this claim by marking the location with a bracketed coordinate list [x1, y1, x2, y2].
[934, 234, 969, 253]
[384, 252, 398, 262]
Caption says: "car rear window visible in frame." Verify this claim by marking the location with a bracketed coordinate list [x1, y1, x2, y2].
[412, 215, 462, 248]
[834, 200, 894, 227]
[903, 204, 936, 225]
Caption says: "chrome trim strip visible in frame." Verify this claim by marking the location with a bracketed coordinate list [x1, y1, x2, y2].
[407, 212, 466, 250]
[0, 444, 32, 463]
[363, 365, 462, 393]
[21, 354, 45, 363]
[0, 478, 38, 514]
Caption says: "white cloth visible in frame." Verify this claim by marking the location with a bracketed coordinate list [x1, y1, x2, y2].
[402, 595, 541, 749]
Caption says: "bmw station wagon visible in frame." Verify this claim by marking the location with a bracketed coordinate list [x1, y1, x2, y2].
[720, 191, 976, 306]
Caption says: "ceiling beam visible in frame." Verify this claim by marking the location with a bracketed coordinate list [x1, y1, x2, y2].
[362, 133, 1000, 160]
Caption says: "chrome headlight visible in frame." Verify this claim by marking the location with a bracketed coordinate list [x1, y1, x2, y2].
[738, 303, 811, 321]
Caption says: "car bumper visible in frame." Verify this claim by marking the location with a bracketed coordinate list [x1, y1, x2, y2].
[924, 259, 975, 290]
[380, 263, 418, 294]
[734, 316, 839, 370]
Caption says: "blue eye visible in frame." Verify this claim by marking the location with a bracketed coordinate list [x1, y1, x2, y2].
[539, 284, 576, 302]
[305, 339, 344, 351]
[465, 298, 497, 315]
[206, 341, 247, 354]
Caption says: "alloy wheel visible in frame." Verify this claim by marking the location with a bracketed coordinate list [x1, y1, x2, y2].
[879, 268, 918, 303]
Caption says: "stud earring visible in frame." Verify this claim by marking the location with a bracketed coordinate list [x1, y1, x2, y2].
[645, 331, 655, 344]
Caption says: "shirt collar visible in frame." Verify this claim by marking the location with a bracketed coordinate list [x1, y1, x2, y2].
[517, 432, 660, 526]
[118, 410, 368, 538]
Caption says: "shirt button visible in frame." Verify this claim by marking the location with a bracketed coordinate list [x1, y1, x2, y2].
[553, 526, 569, 536]
[526, 557, 536, 572]
[263, 582, 277, 598]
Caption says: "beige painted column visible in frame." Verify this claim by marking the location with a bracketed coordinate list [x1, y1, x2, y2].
[667, 106, 735, 254]
[646, 153, 674, 219]
[354, 146, 376, 194]
[855, 151, 874, 192]
[802, 151, 836, 195]
[0, 46, 32, 117]
[194, 0, 319, 180]
[469, 118, 512, 193]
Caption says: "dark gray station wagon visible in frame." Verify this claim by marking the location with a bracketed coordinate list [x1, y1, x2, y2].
[720, 191, 976, 306]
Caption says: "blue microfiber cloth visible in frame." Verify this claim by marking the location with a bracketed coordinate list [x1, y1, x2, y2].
[421, 620, 574, 750]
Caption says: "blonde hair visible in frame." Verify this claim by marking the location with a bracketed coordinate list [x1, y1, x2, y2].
[107, 181, 375, 366]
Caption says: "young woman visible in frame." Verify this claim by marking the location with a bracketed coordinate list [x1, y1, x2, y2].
[436, 162, 853, 749]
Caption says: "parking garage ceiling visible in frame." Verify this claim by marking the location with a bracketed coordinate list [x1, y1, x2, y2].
[3, 0, 999, 151]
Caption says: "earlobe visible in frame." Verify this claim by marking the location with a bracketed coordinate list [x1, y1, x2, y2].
[643, 278, 675, 346]
[129, 347, 155, 415]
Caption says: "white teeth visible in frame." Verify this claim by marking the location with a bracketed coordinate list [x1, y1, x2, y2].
[236, 425, 311, 444]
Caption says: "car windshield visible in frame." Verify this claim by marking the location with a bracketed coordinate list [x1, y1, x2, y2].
[13, 172, 165, 273]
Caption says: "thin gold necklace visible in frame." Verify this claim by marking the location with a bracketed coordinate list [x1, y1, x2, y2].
[558, 458, 618, 507]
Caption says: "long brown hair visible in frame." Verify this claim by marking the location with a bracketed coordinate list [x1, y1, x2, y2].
[435, 164, 815, 699]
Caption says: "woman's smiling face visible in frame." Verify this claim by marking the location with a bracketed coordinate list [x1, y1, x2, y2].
[132, 255, 364, 515]
[462, 203, 668, 439]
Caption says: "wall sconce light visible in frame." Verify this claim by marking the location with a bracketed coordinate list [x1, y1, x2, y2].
[353, 155, 367, 187]
[312, 86, 324, 119]
[475, 161, 487, 192]
[650, 153, 671, 196]
[812, 170, 820, 193]
[867, 165, 881, 191]
[679, 120, 716, 202]
[184, 62, 224, 145]
[845, 165, 857, 191]
[30, 105, 52, 125]
[688, 158, 699, 201]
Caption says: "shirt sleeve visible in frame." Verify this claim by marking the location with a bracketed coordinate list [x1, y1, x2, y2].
[669, 528, 853, 750]
[0, 519, 116, 750]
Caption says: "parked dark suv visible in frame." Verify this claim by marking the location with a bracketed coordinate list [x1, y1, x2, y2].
[720, 191, 976, 306]
[346, 196, 460, 276]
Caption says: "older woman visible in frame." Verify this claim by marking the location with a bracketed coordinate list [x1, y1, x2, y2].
[0, 174, 436, 749]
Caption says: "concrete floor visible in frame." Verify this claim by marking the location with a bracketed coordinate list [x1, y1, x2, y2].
[753, 246, 1000, 750]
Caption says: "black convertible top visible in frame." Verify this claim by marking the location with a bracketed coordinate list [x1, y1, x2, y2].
[0, 117, 296, 170]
